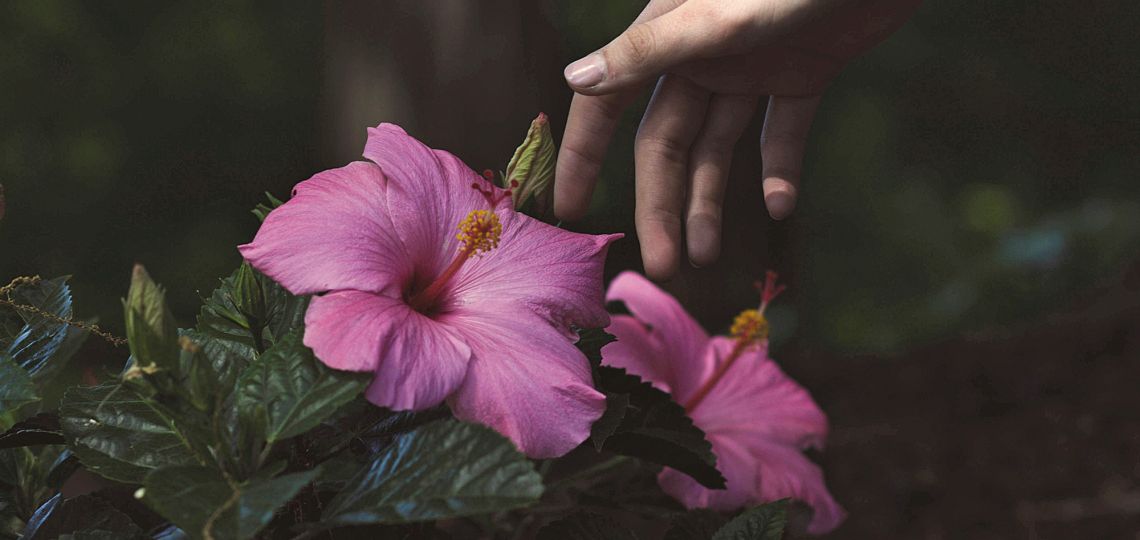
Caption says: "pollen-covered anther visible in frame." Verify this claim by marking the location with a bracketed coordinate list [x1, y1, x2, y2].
[456, 209, 502, 255]
[730, 308, 769, 344]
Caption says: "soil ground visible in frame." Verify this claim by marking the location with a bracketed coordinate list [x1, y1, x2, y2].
[786, 263, 1140, 539]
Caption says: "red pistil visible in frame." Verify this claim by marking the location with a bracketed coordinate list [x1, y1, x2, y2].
[756, 270, 786, 312]
[683, 271, 786, 413]
[407, 180, 507, 314]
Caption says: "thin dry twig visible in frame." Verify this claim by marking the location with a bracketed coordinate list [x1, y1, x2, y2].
[0, 275, 127, 347]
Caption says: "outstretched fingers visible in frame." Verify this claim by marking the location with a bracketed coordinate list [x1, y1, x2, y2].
[635, 75, 710, 281]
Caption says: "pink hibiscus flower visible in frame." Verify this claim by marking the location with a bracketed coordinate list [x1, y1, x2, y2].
[239, 124, 621, 458]
[601, 271, 846, 534]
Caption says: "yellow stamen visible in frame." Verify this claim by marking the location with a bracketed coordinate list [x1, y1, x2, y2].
[456, 210, 502, 255]
[408, 209, 503, 314]
[730, 308, 769, 344]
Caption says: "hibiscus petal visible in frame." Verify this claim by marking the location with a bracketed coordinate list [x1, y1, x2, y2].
[657, 436, 846, 535]
[751, 439, 847, 534]
[238, 161, 411, 296]
[601, 315, 675, 394]
[658, 434, 758, 511]
[605, 272, 710, 398]
[443, 309, 605, 459]
[363, 124, 491, 277]
[693, 338, 829, 449]
[448, 211, 621, 334]
[304, 290, 470, 411]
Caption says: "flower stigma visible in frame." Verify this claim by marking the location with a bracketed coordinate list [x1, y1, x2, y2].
[684, 271, 786, 413]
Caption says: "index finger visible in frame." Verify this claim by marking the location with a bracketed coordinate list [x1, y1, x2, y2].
[554, 91, 638, 221]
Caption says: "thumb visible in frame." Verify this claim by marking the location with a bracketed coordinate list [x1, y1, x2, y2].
[564, 3, 727, 95]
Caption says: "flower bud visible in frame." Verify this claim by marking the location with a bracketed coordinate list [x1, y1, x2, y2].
[504, 113, 556, 211]
[123, 264, 180, 370]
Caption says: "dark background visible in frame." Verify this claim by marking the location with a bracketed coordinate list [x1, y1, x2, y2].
[2, 1, 1138, 537]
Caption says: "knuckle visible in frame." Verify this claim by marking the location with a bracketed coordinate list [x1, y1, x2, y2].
[708, 6, 751, 40]
[696, 132, 739, 154]
[686, 212, 722, 240]
[621, 23, 657, 67]
[560, 141, 607, 171]
[635, 132, 691, 163]
[638, 206, 684, 228]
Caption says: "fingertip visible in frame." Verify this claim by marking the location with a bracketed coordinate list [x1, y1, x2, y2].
[763, 177, 798, 220]
[644, 254, 679, 282]
[564, 54, 606, 92]
[553, 199, 588, 222]
[686, 214, 721, 268]
[765, 190, 796, 220]
[639, 225, 681, 282]
[552, 170, 591, 222]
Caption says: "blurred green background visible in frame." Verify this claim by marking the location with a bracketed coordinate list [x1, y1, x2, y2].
[2, 0, 1136, 355]
[3, 1, 1140, 537]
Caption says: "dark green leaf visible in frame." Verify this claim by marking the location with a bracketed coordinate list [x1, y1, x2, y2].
[21, 494, 144, 540]
[179, 330, 249, 391]
[19, 493, 58, 539]
[123, 265, 180, 370]
[152, 524, 188, 540]
[592, 366, 725, 489]
[142, 465, 318, 540]
[575, 327, 616, 365]
[196, 266, 307, 358]
[251, 192, 284, 223]
[537, 511, 639, 540]
[664, 509, 728, 540]
[231, 263, 266, 330]
[0, 445, 65, 523]
[590, 392, 628, 451]
[0, 414, 61, 449]
[44, 450, 79, 490]
[322, 420, 543, 526]
[311, 455, 362, 493]
[236, 332, 369, 443]
[306, 400, 450, 462]
[3, 277, 83, 380]
[59, 384, 207, 483]
[0, 357, 37, 430]
[62, 531, 146, 540]
[711, 500, 788, 540]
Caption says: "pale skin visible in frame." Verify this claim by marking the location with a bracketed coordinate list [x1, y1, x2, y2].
[554, 0, 922, 280]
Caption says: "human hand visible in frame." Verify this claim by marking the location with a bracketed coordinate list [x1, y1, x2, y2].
[554, 0, 920, 279]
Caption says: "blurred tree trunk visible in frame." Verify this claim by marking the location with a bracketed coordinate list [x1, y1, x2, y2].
[320, 1, 569, 173]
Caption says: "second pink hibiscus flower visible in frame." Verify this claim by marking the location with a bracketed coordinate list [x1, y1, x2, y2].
[601, 271, 846, 534]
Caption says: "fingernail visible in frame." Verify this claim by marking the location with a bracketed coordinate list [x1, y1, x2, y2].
[765, 191, 796, 220]
[564, 54, 605, 88]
